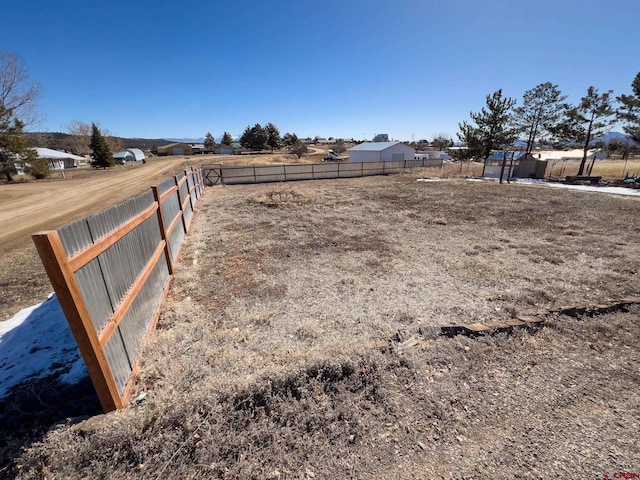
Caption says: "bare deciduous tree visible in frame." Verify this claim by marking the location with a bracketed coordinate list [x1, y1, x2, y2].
[289, 140, 308, 160]
[65, 120, 92, 155]
[430, 132, 452, 151]
[0, 51, 43, 127]
[66, 120, 122, 155]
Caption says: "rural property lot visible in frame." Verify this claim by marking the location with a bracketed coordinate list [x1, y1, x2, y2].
[12, 175, 640, 478]
[0, 151, 326, 322]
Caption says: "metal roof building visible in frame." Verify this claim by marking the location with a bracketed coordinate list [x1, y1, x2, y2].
[348, 141, 415, 162]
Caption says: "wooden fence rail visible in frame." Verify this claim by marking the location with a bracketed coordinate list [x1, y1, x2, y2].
[32, 167, 204, 412]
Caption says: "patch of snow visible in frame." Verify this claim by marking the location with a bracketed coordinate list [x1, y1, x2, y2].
[463, 177, 640, 197]
[543, 182, 640, 197]
[0, 294, 88, 399]
[416, 178, 442, 182]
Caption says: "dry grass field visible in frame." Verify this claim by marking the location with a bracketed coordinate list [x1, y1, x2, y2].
[8, 174, 640, 479]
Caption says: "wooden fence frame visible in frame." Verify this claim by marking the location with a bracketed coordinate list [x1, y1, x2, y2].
[32, 167, 204, 412]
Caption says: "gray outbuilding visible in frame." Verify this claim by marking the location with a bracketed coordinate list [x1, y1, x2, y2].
[348, 141, 415, 162]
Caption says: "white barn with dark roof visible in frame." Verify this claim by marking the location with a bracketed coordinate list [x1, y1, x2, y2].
[348, 141, 415, 162]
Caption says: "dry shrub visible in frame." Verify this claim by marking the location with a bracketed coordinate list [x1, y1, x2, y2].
[249, 187, 313, 208]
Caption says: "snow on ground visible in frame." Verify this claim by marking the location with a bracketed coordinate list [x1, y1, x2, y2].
[0, 294, 88, 400]
[543, 182, 640, 197]
[461, 177, 640, 197]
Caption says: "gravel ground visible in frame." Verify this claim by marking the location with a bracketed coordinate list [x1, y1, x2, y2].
[10, 174, 640, 479]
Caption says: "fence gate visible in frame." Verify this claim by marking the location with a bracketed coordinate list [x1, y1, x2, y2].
[203, 164, 222, 186]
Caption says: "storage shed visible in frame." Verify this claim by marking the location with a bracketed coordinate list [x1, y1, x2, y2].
[348, 141, 415, 162]
[126, 148, 146, 161]
[113, 150, 135, 164]
[156, 143, 193, 156]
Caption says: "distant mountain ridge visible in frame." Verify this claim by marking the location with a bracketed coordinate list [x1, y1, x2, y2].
[164, 137, 206, 143]
[24, 132, 175, 152]
[164, 135, 240, 144]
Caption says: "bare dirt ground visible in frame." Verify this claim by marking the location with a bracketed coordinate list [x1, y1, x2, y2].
[9, 175, 640, 479]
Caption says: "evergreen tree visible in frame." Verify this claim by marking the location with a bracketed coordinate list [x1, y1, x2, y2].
[25, 156, 50, 179]
[553, 86, 617, 175]
[90, 123, 114, 168]
[457, 89, 517, 160]
[204, 132, 216, 152]
[265, 122, 281, 152]
[282, 132, 299, 147]
[617, 72, 640, 143]
[240, 123, 268, 151]
[221, 131, 234, 146]
[513, 82, 567, 153]
[0, 104, 39, 182]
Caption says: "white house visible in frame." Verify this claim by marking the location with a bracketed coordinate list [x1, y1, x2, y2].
[35, 148, 86, 170]
[348, 141, 415, 162]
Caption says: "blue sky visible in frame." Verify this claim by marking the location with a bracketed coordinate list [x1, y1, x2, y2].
[3, 0, 639, 141]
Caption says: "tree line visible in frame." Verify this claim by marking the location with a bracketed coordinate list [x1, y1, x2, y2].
[203, 123, 310, 159]
[457, 74, 640, 175]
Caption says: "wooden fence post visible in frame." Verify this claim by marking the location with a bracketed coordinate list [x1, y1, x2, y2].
[31, 231, 122, 412]
[173, 175, 189, 235]
[151, 185, 174, 275]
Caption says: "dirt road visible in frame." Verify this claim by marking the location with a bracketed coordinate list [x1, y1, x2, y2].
[0, 157, 190, 253]
[0, 157, 192, 320]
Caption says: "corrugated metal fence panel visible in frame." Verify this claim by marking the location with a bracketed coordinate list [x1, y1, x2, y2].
[283, 164, 314, 181]
[58, 218, 94, 258]
[221, 166, 257, 184]
[103, 330, 132, 397]
[338, 163, 364, 178]
[313, 163, 340, 179]
[384, 160, 406, 174]
[182, 200, 193, 229]
[86, 194, 158, 326]
[180, 175, 191, 227]
[361, 162, 385, 176]
[255, 165, 286, 183]
[162, 188, 185, 261]
[186, 170, 197, 205]
[158, 177, 175, 195]
[58, 192, 159, 336]
[116, 256, 170, 377]
[74, 258, 114, 333]
[168, 218, 186, 261]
